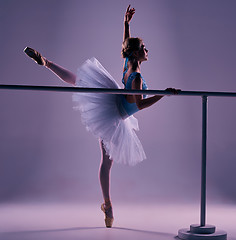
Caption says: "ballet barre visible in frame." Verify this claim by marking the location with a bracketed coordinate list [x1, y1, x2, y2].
[1, 84, 236, 240]
[1, 84, 236, 97]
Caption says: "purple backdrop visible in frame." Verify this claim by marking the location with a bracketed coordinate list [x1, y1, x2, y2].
[0, 0, 236, 204]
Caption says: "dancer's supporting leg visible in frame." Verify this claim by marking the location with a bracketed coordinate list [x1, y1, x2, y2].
[99, 141, 114, 227]
[24, 47, 76, 85]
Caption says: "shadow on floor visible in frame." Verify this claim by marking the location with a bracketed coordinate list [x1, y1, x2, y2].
[114, 227, 177, 238]
[1, 226, 178, 239]
[2, 227, 236, 240]
[1, 226, 104, 234]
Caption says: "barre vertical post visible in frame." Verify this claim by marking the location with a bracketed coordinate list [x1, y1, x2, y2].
[201, 96, 207, 226]
[178, 96, 227, 239]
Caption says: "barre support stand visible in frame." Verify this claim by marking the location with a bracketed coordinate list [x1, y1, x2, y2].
[178, 96, 227, 240]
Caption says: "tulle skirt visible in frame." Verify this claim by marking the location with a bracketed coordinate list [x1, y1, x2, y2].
[72, 58, 146, 166]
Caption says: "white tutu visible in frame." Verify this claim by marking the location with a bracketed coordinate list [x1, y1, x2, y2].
[72, 58, 146, 166]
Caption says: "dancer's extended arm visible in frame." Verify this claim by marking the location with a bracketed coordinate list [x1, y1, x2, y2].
[123, 5, 135, 41]
[132, 74, 178, 110]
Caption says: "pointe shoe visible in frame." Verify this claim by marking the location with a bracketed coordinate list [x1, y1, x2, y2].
[24, 47, 46, 66]
[101, 203, 114, 228]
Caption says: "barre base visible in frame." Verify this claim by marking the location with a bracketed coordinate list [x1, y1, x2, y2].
[178, 224, 227, 240]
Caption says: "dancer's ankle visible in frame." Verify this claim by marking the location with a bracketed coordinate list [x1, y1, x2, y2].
[104, 198, 112, 209]
[45, 59, 52, 68]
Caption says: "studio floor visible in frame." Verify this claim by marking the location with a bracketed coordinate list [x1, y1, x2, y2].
[0, 202, 235, 240]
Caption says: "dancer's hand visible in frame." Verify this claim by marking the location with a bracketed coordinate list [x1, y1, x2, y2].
[124, 5, 135, 23]
[165, 88, 181, 95]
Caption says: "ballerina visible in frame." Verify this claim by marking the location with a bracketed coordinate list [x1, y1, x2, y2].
[24, 5, 179, 228]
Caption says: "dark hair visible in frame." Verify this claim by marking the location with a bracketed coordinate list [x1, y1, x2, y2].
[121, 37, 143, 71]
[121, 37, 143, 58]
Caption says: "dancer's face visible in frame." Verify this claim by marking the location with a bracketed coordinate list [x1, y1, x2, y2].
[135, 42, 148, 62]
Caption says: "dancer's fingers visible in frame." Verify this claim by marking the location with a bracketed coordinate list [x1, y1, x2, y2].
[130, 8, 135, 14]
[165, 88, 180, 95]
[126, 5, 130, 13]
[172, 88, 180, 94]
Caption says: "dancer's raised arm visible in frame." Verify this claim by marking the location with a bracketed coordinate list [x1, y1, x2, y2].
[123, 5, 135, 41]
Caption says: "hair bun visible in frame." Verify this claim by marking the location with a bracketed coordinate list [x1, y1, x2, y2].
[121, 37, 143, 58]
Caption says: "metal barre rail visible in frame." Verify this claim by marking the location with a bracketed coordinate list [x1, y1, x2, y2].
[1, 84, 236, 97]
[1, 84, 235, 239]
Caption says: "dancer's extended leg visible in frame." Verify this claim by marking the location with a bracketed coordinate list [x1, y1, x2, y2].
[24, 47, 76, 85]
[46, 60, 76, 85]
[99, 141, 114, 227]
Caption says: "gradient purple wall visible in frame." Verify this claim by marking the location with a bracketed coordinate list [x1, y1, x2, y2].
[0, 0, 236, 204]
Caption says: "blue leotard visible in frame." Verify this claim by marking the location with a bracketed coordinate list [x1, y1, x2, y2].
[120, 58, 148, 117]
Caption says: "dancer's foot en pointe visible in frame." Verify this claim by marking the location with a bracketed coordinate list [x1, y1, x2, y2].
[24, 47, 47, 66]
[101, 199, 114, 228]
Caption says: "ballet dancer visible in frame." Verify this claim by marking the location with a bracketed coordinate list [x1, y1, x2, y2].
[24, 5, 179, 228]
